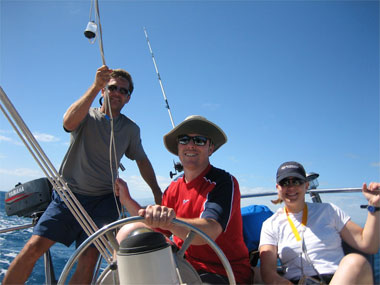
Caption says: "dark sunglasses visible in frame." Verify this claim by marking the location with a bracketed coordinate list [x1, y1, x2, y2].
[279, 178, 305, 187]
[177, 135, 209, 146]
[108, 84, 130, 96]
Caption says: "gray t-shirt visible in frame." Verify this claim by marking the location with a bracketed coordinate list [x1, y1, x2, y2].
[59, 108, 147, 196]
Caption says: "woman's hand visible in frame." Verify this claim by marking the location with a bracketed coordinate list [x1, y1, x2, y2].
[362, 182, 380, 207]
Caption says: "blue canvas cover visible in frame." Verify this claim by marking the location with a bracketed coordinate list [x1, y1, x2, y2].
[241, 204, 273, 252]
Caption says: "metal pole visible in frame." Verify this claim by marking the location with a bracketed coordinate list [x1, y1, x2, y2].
[0, 223, 34, 234]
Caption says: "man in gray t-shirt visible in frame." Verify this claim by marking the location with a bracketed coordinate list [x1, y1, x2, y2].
[3, 65, 162, 285]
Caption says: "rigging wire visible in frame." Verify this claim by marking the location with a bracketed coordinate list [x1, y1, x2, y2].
[94, 0, 106, 66]
[86, 0, 122, 217]
[0, 87, 113, 263]
[88, 0, 93, 22]
[0, 0, 124, 263]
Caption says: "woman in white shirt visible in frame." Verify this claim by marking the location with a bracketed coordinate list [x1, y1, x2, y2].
[259, 161, 379, 284]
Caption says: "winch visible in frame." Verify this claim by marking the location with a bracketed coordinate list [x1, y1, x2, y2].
[117, 228, 180, 284]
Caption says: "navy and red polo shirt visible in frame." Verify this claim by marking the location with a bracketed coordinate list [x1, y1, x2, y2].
[162, 164, 251, 284]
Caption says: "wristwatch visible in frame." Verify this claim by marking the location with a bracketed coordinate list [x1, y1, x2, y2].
[360, 205, 380, 213]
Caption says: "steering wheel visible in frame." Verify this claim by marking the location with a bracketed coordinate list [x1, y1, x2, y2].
[57, 216, 236, 284]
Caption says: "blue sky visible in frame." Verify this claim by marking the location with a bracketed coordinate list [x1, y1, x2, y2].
[0, 0, 379, 217]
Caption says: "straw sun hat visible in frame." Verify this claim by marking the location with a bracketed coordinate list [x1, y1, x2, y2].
[163, 115, 227, 156]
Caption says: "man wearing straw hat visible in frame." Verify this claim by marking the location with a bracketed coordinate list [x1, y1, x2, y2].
[115, 115, 252, 284]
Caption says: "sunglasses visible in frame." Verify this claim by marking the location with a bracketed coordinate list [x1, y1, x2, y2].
[279, 178, 305, 187]
[108, 84, 130, 96]
[178, 135, 209, 146]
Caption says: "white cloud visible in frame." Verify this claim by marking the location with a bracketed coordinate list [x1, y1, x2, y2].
[239, 186, 279, 209]
[0, 135, 12, 142]
[0, 129, 14, 134]
[370, 162, 380, 168]
[240, 185, 274, 195]
[0, 130, 60, 145]
[120, 175, 150, 193]
[0, 168, 44, 191]
[157, 175, 173, 189]
[0, 130, 27, 146]
[119, 174, 172, 196]
[0, 168, 42, 177]
[33, 132, 60, 143]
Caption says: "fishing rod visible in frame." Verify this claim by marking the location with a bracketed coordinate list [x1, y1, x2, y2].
[144, 27, 176, 129]
[143, 27, 183, 178]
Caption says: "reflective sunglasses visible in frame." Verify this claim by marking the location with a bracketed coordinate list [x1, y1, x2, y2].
[177, 135, 209, 146]
[279, 178, 305, 187]
[108, 84, 130, 96]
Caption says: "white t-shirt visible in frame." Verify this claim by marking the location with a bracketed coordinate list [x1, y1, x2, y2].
[259, 202, 351, 280]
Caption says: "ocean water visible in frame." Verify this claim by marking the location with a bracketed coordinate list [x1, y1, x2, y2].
[0, 192, 154, 284]
[0, 191, 76, 284]
[0, 191, 379, 284]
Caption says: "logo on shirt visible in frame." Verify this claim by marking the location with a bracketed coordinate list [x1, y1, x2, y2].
[183, 199, 190, 205]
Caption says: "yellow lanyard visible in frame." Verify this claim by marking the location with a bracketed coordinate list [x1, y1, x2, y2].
[285, 203, 308, 242]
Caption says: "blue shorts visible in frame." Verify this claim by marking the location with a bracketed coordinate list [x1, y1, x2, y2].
[33, 191, 121, 248]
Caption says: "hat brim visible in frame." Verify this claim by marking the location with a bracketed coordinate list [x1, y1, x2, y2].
[163, 116, 227, 155]
[276, 172, 307, 184]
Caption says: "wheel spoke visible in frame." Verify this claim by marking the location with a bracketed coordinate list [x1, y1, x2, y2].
[177, 230, 196, 258]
